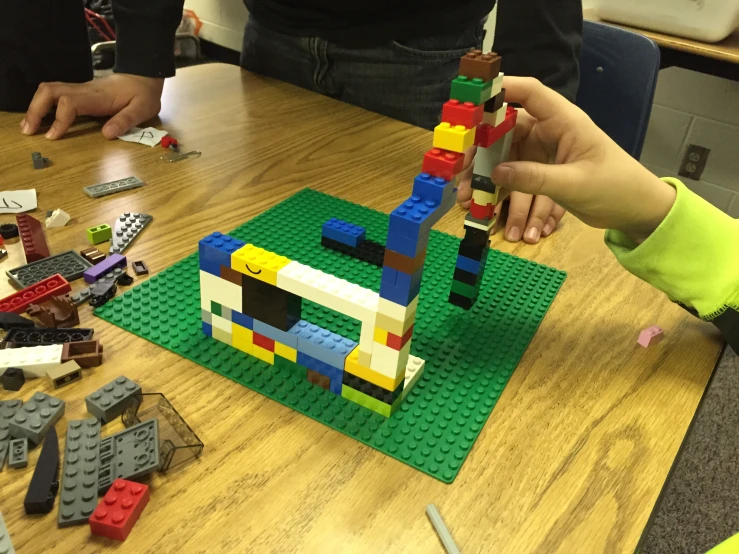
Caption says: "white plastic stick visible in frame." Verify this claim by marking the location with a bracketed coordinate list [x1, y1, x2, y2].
[426, 504, 461, 554]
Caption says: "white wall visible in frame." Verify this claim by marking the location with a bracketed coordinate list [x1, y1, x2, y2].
[184, 0, 248, 51]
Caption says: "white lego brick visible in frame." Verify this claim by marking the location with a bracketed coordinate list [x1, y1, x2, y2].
[0, 344, 64, 378]
[472, 127, 513, 178]
[377, 296, 419, 322]
[277, 261, 379, 323]
[369, 341, 412, 380]
[357, 312, 377, 361]
[491, 72, 504, 97]
[211, 313, 231, 333]
[401, 355, 426, 399]
[199, 270, 243, 313]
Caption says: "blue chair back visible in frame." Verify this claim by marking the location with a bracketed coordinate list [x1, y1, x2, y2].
[576, 20, 660, 159]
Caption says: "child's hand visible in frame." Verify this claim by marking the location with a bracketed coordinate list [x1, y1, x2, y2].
[493, 77, 676, 243]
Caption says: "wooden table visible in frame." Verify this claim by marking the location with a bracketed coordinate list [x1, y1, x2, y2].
[585, 9, 739, 81]
[0, 63, 724, 553]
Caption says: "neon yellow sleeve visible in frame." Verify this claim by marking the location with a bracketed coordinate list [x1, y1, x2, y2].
[707, 532, 739, 554]
[604, 178, 739, 321]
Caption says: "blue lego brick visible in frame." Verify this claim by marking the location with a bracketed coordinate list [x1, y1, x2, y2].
[379, 267, 422, 306]
[297, 352, 343, 394]
[321, 218, 366, 248]
[291, 320, 356, 370]
[232, 310, 253, 330]
[456, 255, 481, 274]
[253, 319, 298, 349]
[202, 321, 213, 337]
[388, 196, 438, 241]
[198, 232, 246, 276]
[385, 228, 430, 259]
[411, 173, 450, 207]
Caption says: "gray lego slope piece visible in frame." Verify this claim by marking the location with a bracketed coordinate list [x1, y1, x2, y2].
[7, 250, 93, 288]
[8, 439, 27, 469]
[0, 511, 16, 554]
[110, 213, 153, 255]
[8, 392, 65, 446]
[85, 375, 142, 423]
[0, 400, 22, 471]
[84, 176, 144, 199]
[58, 418, 101, 527]
[98, 419, 159, 494]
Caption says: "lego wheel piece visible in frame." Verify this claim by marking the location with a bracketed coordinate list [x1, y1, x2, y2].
[94, 189, 566, 484]
[0, 224, 19, 239]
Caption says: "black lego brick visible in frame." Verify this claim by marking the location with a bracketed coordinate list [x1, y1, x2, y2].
[24, 426, 60, 514]
[4, 327, 94, 347]
[448, 292, 473, 310]
[471, 174, 497, 194]
[462, 226, 490, 248]
[2, 367, 25, 391]
[453, 267, 479, 286]
[322, 236, 385, 267]
[342, 372, 403, 404]
[458, 241, 488, 261]
[0, 312, 35, 330]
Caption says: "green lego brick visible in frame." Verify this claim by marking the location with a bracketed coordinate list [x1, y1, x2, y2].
[95, 188, 566, 483]
[450, 76, 493, 105]
[450, 279, 479, 299]
[86, 224, 112, 245]
[211, 301, 222, 317]
[341, 385, 401, 418]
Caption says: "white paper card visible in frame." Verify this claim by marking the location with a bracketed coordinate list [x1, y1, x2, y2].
[0, 189, 37, 213]
[117, 126, 168, 147]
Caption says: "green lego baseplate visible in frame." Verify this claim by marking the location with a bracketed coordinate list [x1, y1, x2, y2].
[95, 188, 566, 483]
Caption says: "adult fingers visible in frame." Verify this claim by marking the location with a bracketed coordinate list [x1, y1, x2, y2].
[492, 159, 585, 203]
[44, 92, 117, 140]
[102, 100, 149, 139]
[543, 204, 567, 236]
[523, 195, 554, 244]
[456, 164, 473, 207]
[22, 82, 80, 134]
[504, 191, 533, 242]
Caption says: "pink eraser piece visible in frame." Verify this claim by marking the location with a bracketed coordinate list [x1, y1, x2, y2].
[638, 325, 664, 348]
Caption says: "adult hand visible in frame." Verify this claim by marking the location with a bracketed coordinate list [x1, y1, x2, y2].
[21, 73, 164, 140]
[492, 77, 676, 243]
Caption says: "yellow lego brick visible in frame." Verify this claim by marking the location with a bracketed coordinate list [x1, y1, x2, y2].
[433, 122, 475, 153]
[274, 341, 297, 362]
[373, 327, 389, 345]
[345, 347, 405, 391]
[252, 344, 275, 365]
[375, 311, 414, 337]
[231, 244, 291, 285]
[212, 325, 231, 345]
[232, 323, 253, 355]
[472, 189, 497, 206]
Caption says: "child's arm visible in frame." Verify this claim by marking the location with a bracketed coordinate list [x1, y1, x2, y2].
[492, 77, 739, 349]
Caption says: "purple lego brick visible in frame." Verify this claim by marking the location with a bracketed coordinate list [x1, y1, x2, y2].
[83, 254, 127, 284]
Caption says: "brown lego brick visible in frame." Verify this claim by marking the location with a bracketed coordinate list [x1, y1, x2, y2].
[459, 50, 501, 82]
[27, 297, 79, 328]
[383, 248, 427, 275]
[61, 340, 103, 368]
[219, 265, 242, 286]
[80, 247, 106, 265]
[16, 214, 50, 263]
[307, 369, 330, 391]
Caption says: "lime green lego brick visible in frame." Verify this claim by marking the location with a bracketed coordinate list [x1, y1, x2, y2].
[450, 76, 493, 105]
[211, 301, 222, 317]
[450, 280, 479, 299]
[86, 224, 112, 245]
[341, 385, 400, 418]
[94, 188, 566, 483]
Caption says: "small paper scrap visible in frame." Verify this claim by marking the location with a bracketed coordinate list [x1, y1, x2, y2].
[0, 189, 37, 213]
[117, 126, 169, 147]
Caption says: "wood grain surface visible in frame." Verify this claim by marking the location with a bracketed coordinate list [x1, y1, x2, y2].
[0, 64, 724, 553]
[585, 9, 739, 64]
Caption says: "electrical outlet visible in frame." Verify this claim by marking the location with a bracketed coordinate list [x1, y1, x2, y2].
[679, 144, 710, 180]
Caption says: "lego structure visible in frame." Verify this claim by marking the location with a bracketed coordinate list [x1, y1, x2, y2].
[198, 50, 514, 418]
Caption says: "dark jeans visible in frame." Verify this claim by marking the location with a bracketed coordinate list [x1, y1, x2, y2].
[240, 17, 485, 130]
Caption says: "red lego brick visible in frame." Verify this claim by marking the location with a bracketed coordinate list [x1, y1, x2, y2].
[0, 274, 71, 314]
[16, 214, 50, 263]
[90, 479, 149, 541]
[161, 136, 178, 149]
[253, 332, 275, 352]
[421, 148, 464, 181]
[470, 200, 494, 220]
[387, 324, 414, 351]
[441, 100, 484, 129]
[474, 106, 518, 148]
[459, 49, 501, 82]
